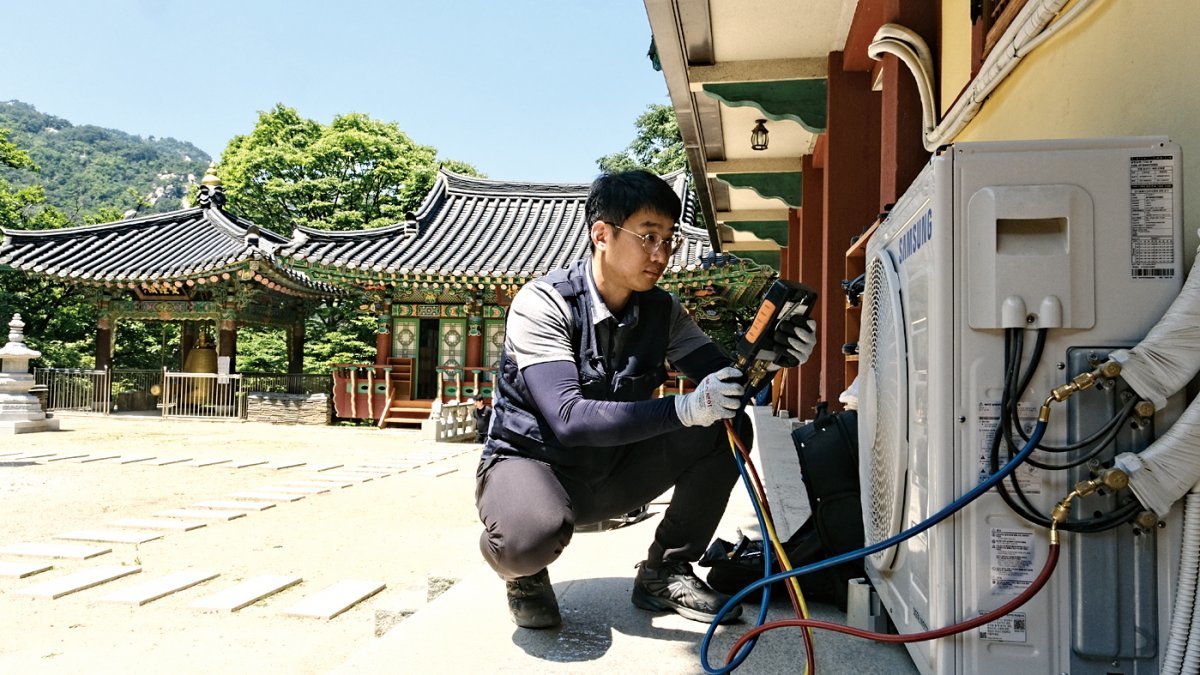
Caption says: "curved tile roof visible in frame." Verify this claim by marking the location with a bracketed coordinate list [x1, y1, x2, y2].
[279, 169, 713, 278]
[0, 205, 337, 296]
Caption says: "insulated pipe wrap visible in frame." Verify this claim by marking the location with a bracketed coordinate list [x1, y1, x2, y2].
[1115, 392, 1200, 516]
[1110, 249, 1200, 409]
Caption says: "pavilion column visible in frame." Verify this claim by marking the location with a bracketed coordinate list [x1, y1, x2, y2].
[374, 302, 392, 366]
[821, 51, 880, 409]
[287, 321, 305, 374]
[218, 319, 237, 374]
[95, 316, 114, 373]
[180, 321, 197, 371]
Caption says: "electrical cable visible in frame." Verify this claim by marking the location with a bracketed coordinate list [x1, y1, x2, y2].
[724, 541, 1061, 660]
[700, 417, 1049, 673]
[991, 328, 1141, 532]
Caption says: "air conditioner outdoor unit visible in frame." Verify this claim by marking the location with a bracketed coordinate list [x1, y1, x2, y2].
[859, 137, 1186, 675]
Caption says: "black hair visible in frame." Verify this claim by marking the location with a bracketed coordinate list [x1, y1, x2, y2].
[585, 170, 681, 252]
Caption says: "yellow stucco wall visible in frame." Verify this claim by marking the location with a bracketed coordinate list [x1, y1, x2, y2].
[950, 0, 1200, 264]
[939, 2, 971, 117]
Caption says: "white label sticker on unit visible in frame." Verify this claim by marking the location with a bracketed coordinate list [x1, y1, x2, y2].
[990, 528, 1036, 595]
[976, 402, 1040, 494]
[1129, 155, 1175, 280]
[978, 611, 1027, 642]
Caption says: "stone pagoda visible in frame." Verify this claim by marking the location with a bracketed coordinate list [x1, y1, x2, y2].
[0, 313, 60, 433]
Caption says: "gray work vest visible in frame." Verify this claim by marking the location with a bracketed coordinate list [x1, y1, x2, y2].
[487, 259, 671, 468]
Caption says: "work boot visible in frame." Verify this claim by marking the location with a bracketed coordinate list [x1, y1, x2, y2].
[631, 559, 743, 623]
[505, 568, 561, 629]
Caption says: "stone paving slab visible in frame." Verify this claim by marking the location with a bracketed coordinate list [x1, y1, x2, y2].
[156, 509, 246, 521]
[111, 518, 207, 531]
[230, 459, 268, 469]
[16, 565, 141, 599]
[191, 500, 276, 512]
[189, 458, 232, 467]
[101, 570, 219, 605]
[229, 492, 305, 503]
[265, 461, 306, 470]
[54, 530, 162, 545]
[190, 575, 302, 612]
[78, 454, 120, 463]
[310, 463, 345, 472]
[289, 480, 353, 489]
[311, 474, 374, 483]
[0, 450, 23, 456]
[46, 453, 89, 462]
[12, 452, 56, 460]
[260, 485, 330, 495]
[284, 579, 386, 620]
[417, 466, 458, 478]
[0, 542, 111, 559]
[146, 457, 192, 466]
[0, 561, 53, 578]
[110, 455, 156, 464]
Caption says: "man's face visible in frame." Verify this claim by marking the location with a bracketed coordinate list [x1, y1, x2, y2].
[599, 208, 675, 293]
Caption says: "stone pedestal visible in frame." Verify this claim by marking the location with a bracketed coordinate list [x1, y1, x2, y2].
[0, 314, 60, 434]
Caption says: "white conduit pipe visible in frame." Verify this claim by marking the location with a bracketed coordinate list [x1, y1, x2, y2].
[868, 25, 937, 139]
[870, 0, 1101, 152]
[1162, 489, 1200, 675]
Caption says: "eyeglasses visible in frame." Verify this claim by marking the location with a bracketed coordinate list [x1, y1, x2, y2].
[606, 223, 685, 256]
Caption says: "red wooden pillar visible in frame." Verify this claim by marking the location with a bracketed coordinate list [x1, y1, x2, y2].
[374, 302, 392, 366]
[821, 52, 880, 409]
[797, 153, 825, 418]
[180, 321, 197, 370]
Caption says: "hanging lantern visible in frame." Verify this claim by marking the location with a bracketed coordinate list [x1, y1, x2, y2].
[751, 119, 769, 151]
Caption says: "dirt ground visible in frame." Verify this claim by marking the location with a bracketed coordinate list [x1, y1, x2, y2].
[0, 414, 486, 674]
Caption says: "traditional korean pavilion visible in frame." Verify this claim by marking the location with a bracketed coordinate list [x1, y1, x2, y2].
[0, 166, 775, 423]
[0, 170, 337, 375]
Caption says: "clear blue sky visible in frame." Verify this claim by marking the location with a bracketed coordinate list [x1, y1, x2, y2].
[3, 1, 671, 183]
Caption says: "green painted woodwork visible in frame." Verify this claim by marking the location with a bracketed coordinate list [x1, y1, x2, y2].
[726, 220, 789, 246]
[701, 80, 828, 133]
[715, 172, 802, 208]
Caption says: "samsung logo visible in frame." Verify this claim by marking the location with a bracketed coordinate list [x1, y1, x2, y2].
[894, 208, 933, 265]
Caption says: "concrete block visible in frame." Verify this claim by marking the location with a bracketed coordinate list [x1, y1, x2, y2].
[310, 463, 344, 472]
[17, 565, 140, 599]
[54, 530, 162, 544]
[283, 580, 386, 620]
[111, 518, 207, 531]
[0, 561, 52, 578]
[78, 455, 119, 463]
[156, 509, 246, 521]
[45, 454, 88, 462]
[101, 570, 219, 605]
[191, 500, 275, 511]
[117, 456, 156, 464]
[190, 575, 302, 612]
[0, 542, 111, 559]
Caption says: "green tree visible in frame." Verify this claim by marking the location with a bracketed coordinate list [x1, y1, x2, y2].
[0, 127, 70, 230]
[219, 104, 481, 234]
[597, 104, 688, 175]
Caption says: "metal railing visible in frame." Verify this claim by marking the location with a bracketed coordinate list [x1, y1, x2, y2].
[111, 368, 162, 412]
[33, 367, 111, 414]
[240, 372, 331, 396]
[160, 370, 245, 420]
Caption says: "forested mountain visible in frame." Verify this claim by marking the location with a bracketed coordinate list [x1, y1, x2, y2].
[0, 100, 211, 223]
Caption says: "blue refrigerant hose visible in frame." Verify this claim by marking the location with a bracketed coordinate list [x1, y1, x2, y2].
[700, 419, 1048, 674]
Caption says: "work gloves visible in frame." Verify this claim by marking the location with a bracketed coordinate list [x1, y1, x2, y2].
[675, 366, 744, 428]
[759, 318, 817, 370]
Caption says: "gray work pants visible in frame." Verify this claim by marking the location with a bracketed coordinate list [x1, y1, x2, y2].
[475, 420, 747, 580]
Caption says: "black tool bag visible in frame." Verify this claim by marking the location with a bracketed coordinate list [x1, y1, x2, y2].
[700, 402, 864, 610]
